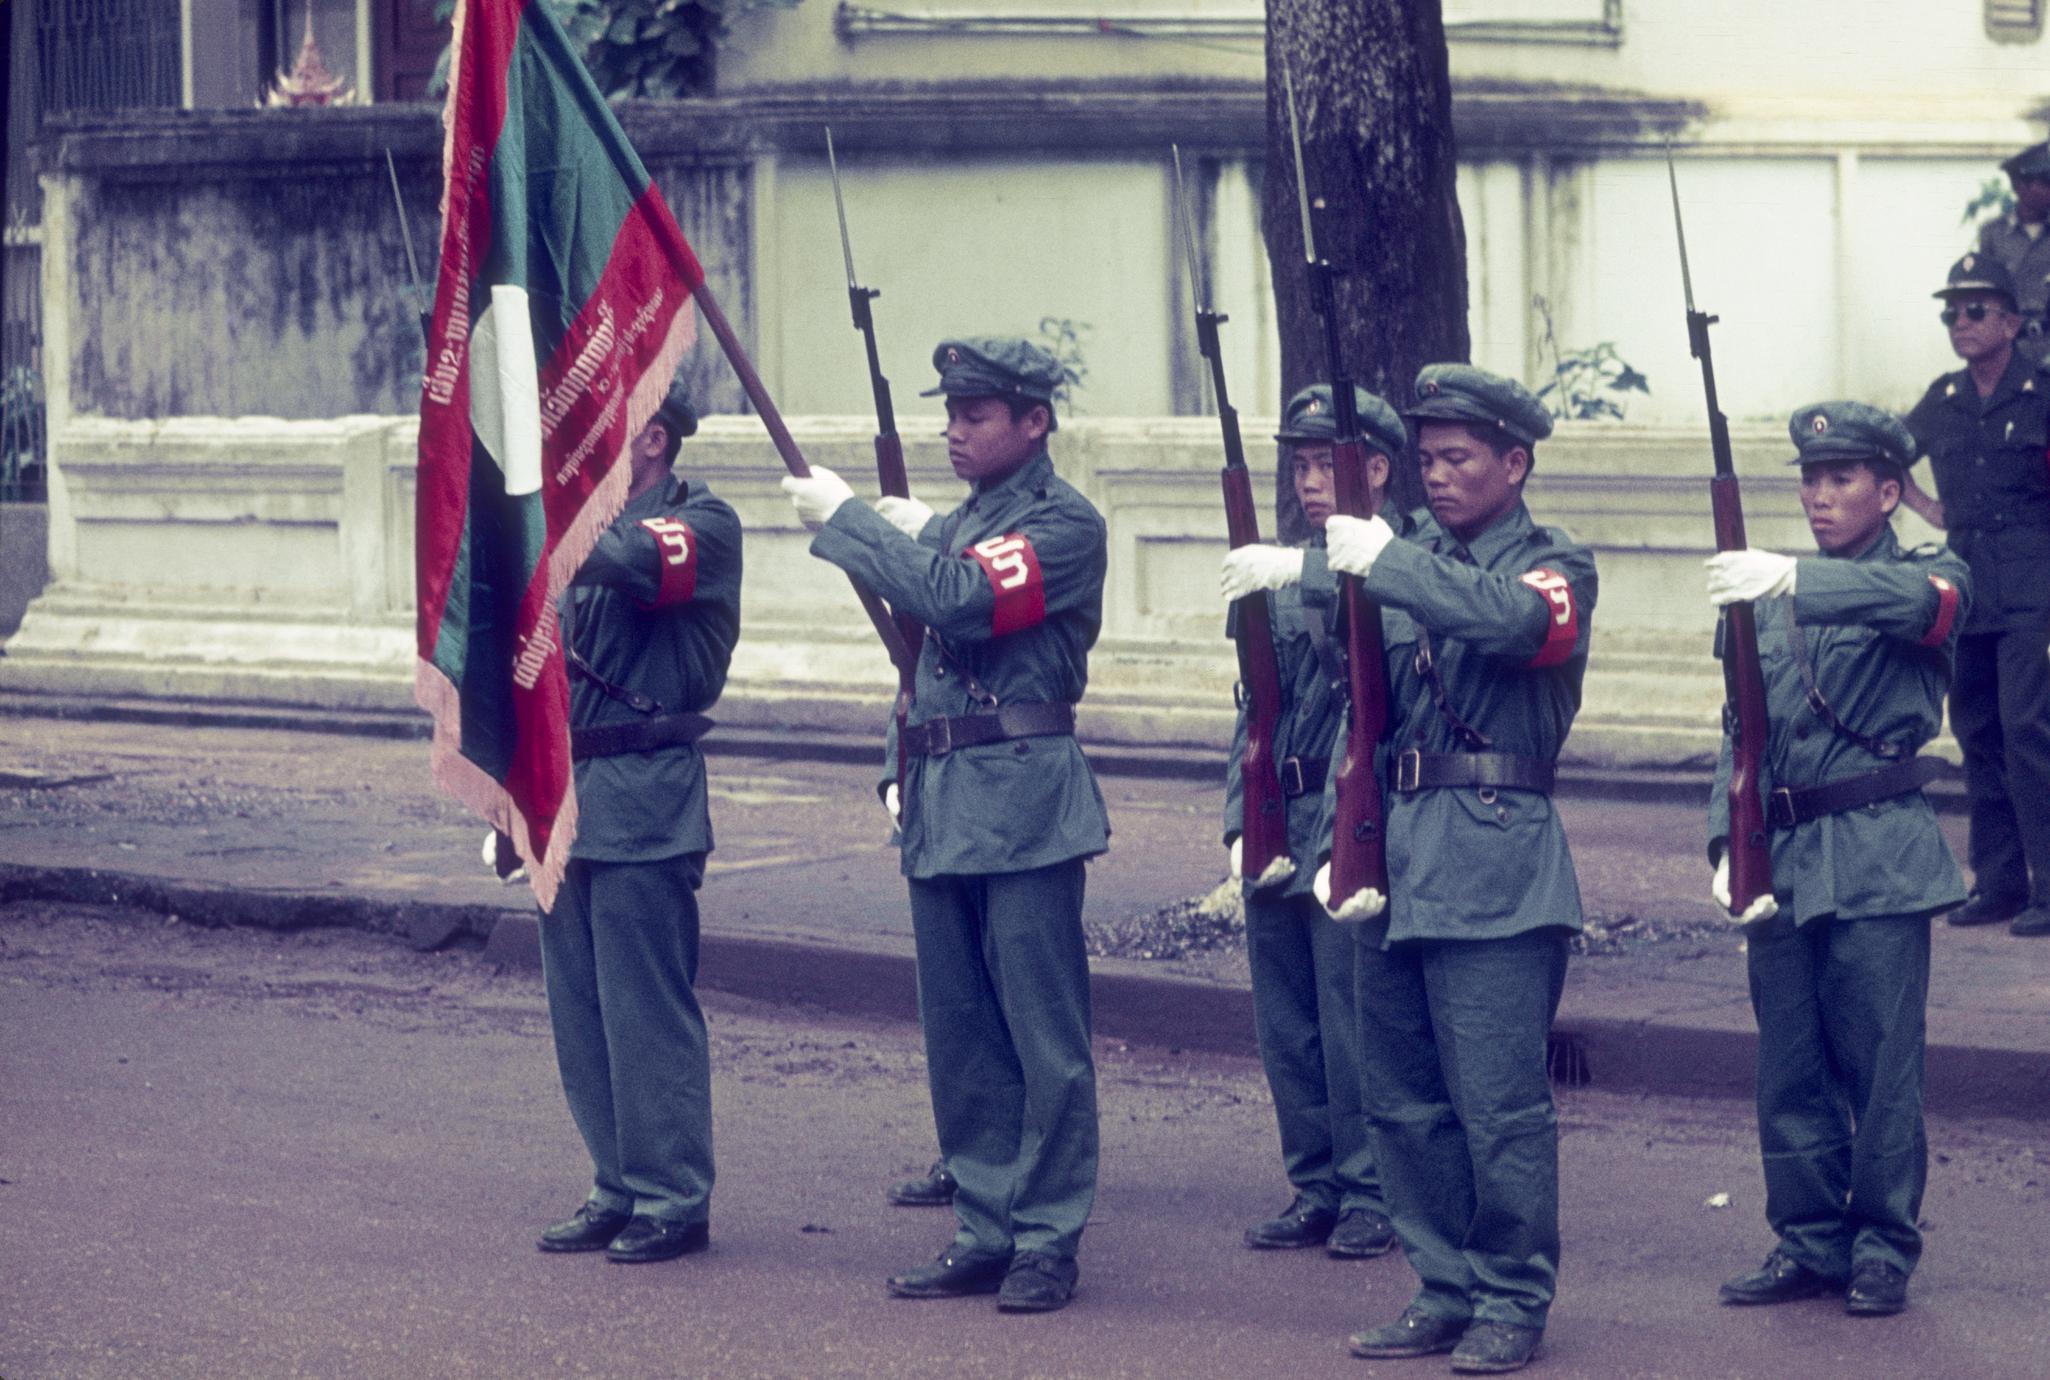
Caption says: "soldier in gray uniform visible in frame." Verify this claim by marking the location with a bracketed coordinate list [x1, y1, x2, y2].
[1315, 365, 1596, 1376]
[783, 337, 1111, 1314]
[1976, 142, 2050, 364]
[532, 388, 743, 1264]
[1214, 385, 1400, 1261]
[1705, 402, 1969, 1319]
[1904, 253, 2050, 937]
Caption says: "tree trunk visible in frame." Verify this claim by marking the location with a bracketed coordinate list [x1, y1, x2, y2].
[1264, 0, 1469, 539]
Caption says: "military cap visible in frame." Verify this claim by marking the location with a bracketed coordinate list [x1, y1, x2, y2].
[1403, 363, 1553, 449]
[1933, 251, 2018, 308]
[652, 384, 698, 440]
[1274, 384, 1408, 460]
[2001, 141, 2050, 181]
[920, 336, 1064, 429]
[1787, 401, 1914, 470]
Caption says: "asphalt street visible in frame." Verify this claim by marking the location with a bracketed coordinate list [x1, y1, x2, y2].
[2, 903, 2046, 1380]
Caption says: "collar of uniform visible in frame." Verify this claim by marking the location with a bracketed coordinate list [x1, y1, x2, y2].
[971, 446, 1055, 503]
[1435, 498, 1534, 568]
[1824, 523, 1901, 564]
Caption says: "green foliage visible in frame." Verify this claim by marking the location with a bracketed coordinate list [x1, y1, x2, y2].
[430, 0, 800, 99]
[1531, 296, 1648, 423]
[1036, 317, 1091, 410]
[1963, 176, 2016, 226]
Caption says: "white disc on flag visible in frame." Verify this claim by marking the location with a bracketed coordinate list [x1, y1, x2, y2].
[468, 285, 545, 497]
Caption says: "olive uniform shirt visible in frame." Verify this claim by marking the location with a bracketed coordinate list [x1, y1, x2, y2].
[812, 448, 1111, 878]
[1977, 214, 2050, 360]
[1710, 527, 1970, 924]
[563, 477, 742, 862]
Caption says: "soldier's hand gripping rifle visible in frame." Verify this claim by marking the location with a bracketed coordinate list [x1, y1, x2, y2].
[1172, 146, 1292, 887]
[826, 128, 926, 797]
[1667, 149, 1773, 917]
[1283, 67, 1389, 913]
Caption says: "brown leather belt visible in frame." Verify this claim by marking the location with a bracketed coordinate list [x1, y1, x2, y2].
[1393, 748, 1555, 795]
[901, 703, 1075, 757]
[571, 711, 714, 762]
[1278, 755, 1329, 799]
[1766, 756, 1945, 830]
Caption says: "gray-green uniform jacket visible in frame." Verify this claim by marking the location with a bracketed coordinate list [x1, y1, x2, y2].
[1710, 528, 1971, 923]
[811, 449, 1111, 878]
[564, 477, 742, 862]
[1334, 500, 1597, 942]
[1978, 213, 2050, 356]
[1224, 542, 1341, 899]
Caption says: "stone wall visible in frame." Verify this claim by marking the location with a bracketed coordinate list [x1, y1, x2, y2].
[0, 412, 1951, 769]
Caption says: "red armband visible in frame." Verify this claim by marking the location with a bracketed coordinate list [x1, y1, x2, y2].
[1519, 568, 1580, 668]
[964, 532, 1046, 635]
[636, 517, 698, 608]
[1918, 574, 1959, 647]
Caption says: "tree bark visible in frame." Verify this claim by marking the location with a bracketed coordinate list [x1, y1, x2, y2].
[1264, 0, 1469, 538]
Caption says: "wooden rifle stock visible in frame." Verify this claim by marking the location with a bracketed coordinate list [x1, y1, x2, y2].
[1712, 467, 1774, 913]
[1220, 462, 1292, 883]
[1325, 435, 1390, 904]
[873, 429, 926, 797]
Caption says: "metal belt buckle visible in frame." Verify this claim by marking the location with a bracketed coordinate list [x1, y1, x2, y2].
[926, 717, 953, 756]
[1768, 786, 1796, 829]
[1279, 756, 1306, 798]
[1395, 749, 1422, 793]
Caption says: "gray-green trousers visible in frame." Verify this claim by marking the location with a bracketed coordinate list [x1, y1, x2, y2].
[1246, 889, 1384, 1215]
[542, 853, 712, 1225]
[1745, 910, 1930, 1279]
[1355, 929, 1570, 1331]
[907, 859, 1098, 1260]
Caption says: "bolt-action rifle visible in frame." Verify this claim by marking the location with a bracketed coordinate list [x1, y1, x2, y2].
[385, 149, 432, 348]
[1666, 148, 1773, 916]
[826, 128, 926, 796]
[1172, 146, 1291, 887]
[1282, 66, 1389, 908]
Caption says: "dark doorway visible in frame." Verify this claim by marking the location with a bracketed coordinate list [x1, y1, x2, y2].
[374, 0, 446, 102]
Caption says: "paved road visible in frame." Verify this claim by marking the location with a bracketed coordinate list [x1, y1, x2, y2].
[2, 904, 2045, 1380]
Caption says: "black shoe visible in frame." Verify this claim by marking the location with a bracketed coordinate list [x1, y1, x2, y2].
[887, 1246, 1013, 1299]
[604, 1216, 709, 1263]
[1347, 1306, 1467, 1359]
[1243, 1194, 1337, 1250]
[1845, 1261, 1909, 1316]
[886, 1160, 957, 1207]
[2009, 904, 2050, 937]
[997, 1250, 1078, 1313]
[536, 1203, 631, 1253]
[1946, 891, 2025, 927]
[1451, 1321, 1543, 1375]
[1718, 1247, 1841, 1305]
[1326, 1206, 1399, 1259]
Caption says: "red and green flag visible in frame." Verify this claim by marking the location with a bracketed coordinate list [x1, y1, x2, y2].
[414, 0, 702, 908]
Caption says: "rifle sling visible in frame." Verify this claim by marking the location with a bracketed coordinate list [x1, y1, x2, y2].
[1767, 756, 1944, 830]
[1784, 618, 1909, 762]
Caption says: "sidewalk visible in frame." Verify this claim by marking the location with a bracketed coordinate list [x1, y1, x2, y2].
[1, 696, 2043, 1120]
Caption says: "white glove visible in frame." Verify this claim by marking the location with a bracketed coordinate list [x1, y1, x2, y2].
[1220, 545, 1304, 603]
[1705, 550, 1797, 606]
[883, 781, 902, 826]
[876, 495, 935, 540]
[782, 466, 857, 531]
[1324, 514, 1396, 578]
[1229, 835, 1242, 881]
[1313, 860, 1386, 923]
[480, 828, 526, 885]
[1711, 853, 1779, 925]
[1231, 835, 1297, 888]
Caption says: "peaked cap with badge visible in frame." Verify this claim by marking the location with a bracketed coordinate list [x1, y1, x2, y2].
[1404, 363, 1554, 449]
[1274, 383, 1408, 460]
[921, 336, 1065, 430]
[1787, 401, 1914, 471]
[653, 382, 699, 441]
[1933, 252, 2019, 310]
[2001, 141, 2050, 182]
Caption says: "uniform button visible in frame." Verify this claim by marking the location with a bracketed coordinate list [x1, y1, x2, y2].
[934, 666, 947, 678]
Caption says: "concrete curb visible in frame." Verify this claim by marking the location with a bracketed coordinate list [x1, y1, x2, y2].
[6, 860, 2042, 1121]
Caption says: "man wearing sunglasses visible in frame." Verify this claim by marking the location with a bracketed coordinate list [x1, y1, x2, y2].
[1975, 142, 2050, 363]
[1903, 253, 2050, 938]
